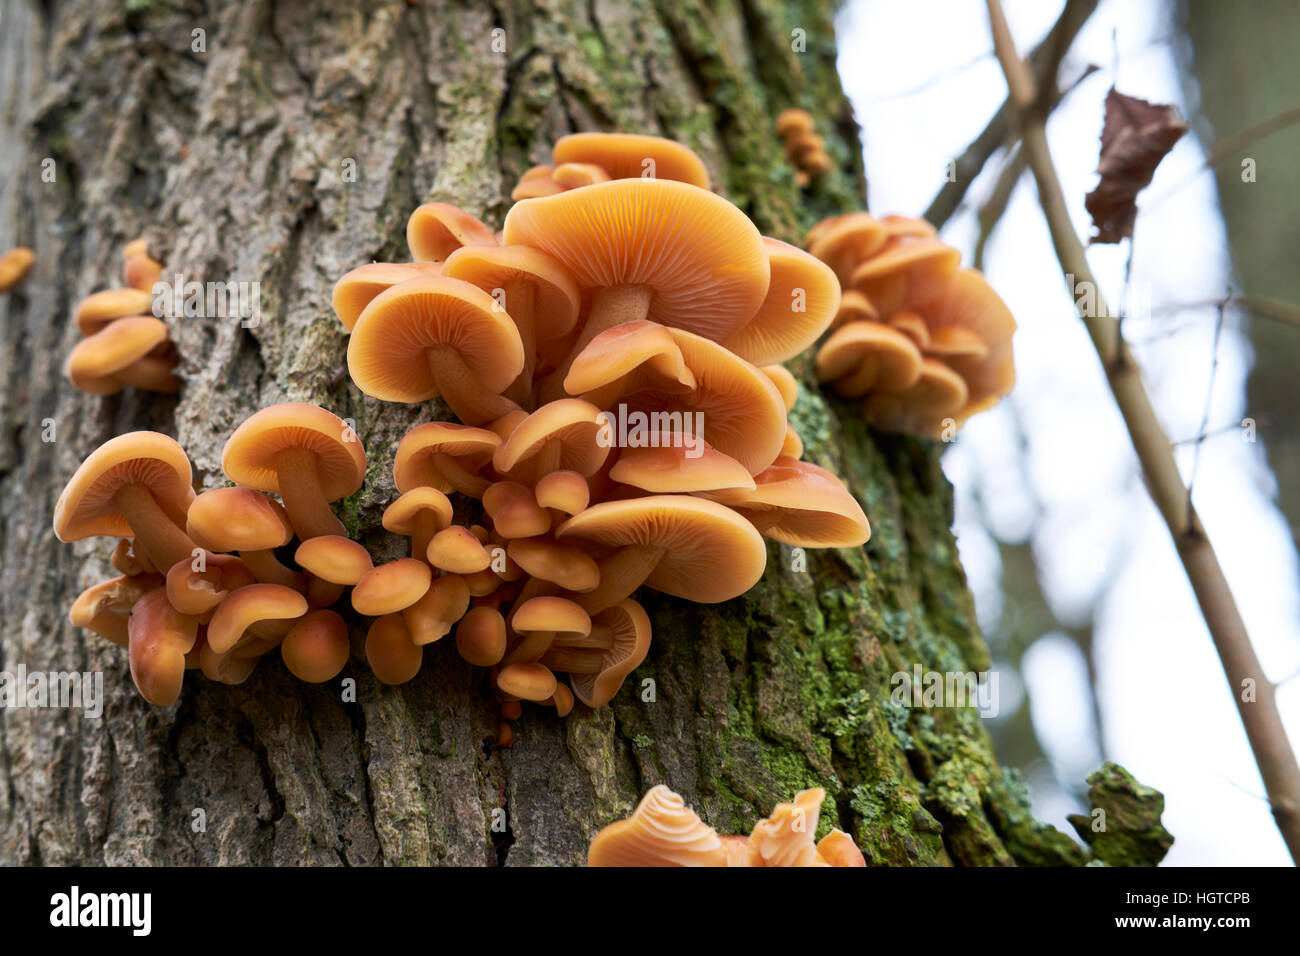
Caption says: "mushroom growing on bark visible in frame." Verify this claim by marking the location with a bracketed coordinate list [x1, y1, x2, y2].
[222, 403, 367, 540]
[0, 247, 35, 291]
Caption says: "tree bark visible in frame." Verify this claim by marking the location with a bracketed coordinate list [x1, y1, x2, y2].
[0, 0, 1135, 866]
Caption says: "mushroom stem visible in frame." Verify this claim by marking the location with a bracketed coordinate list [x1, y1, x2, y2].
[430, 453, 491, 497]
[540, 647, 602, 674]
[113, 482, 199, 571]
[551, 284, 653, 384]
[553, 624, 614, 650]
[411, 511, 442, 563]
[501, 631, 555, 666]
[273, 446, 346, 540]
[504, 280, 537, 404]
[578, 543, 663, 614]
[426, 346, 522, 426]
[241, 549, 306, 589]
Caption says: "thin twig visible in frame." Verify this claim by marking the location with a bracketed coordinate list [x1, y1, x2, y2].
[924, 0, 1100, 229]
[1185, 299, 1227, 526]
[986, 0, 1300, 863]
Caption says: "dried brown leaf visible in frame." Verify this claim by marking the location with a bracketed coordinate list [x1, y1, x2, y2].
[1084, 89, 1188, 244]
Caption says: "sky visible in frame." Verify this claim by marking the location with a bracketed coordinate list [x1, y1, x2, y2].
[835, 0, 1300, 865]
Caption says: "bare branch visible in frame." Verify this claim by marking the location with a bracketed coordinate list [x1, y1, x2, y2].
[986, 0, 1300, 863]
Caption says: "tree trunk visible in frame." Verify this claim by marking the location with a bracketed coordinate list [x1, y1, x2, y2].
[0, 0, 1139, 866]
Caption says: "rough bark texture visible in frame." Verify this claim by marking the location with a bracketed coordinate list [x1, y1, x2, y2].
[1, 0, 1115, 866]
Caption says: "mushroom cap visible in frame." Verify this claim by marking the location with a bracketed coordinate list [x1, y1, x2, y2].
[831, 289, 880, 330]
[347, 275, 524, 403]
[165, 553, 254, 617]
[365, 614, 424, 685]
[0, 246, 35, 291]
[502, 179, 769, 344]
[70, 573, 162, 648]
[849, 236, 961, 316]
[123, 252, 162, 293]
[817, 829, 867, 867]
[863, 358, 971, 437]
[332, 261, 443, 332]
[775, 108, 815, 136]
[482, 481, 552, 539]
[747, 787, 828, 867]
[187, 486, 294, 552]
[511, 596, 591, 637]
[551, 162, 611, 188]
[492, 399, 610, 481]
[722, 238, 840, 366]
[222, 402, 367, 502]
[65, 317, 171, 394]
[455, 606, 507, 666]
[54, 431, 195, 542]
[644, 328, 788, 475]
[587, 784, 727, 867]
[381, 487, 454, 536]
[923, 269, 1016, 414]
[207, 583, 308, 655]
[562, 319, 696, 406]
[552, 133, 710, 188]
[534, 470, 590, 515]
[352, 558, 433, 616]
[295, 535, 374, 585]
[924, 324, 987, 358]
[427, 527, 491, 574]
[406, 202, 498, 262]
[759, 364, 799, 413]
[567, 598, 652, 708]
[496, 661, 557, 702]
[128, 587, 199, 706]
[703, 457, 870, 548]
[556, 495, 766, 604]
[815, 320, 924, 396]
[609, 441, 755, 494]
[403, 574, 471, 645]
[441, 244, 582, 342]
[888, 309, 932, 349]
[506, 538, 600, 592]
[74, 288, 154, 335]
[806, 212, 890, 285]
[393, 422, 500, 494]
[281, 609, 351, 683]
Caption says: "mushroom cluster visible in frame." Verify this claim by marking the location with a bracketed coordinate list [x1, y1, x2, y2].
[805, 212, 1016, 437]
[775, 109, 833, 187]
[66, 238, 178, 395]
[0, 247, 34, 292]
[55, 403, 364, 704]
[587, 784, 866, 867]
[334, 133, 870, 734]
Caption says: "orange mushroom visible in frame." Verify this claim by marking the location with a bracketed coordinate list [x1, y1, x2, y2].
[281, 609, 350, 683]
[701, 457, 870, 548]
[556, 495, 767, 614]
[365, 613, 423, 685]
[222, 403, 367, 540]
[70, 573, 163, 648]
[346, 275, 524, 425]
[405, 202, 498, 262]
[187, 486, 301, 588]
[722, 238, 840, 366]
[403, 575, 471, 645]
[587, 785, 728, 867]
[815, 320, 923, 398]
[0, 247, 35, 292]
[65, 316, 180, 394]
[393, 422, 501, 497]
[352, 558, 433, 616]
[54, 431, 198, 572]
[128, 588, 199, 706]
[455, 605, 507, 666]
[295, 535, 374, 585]
[541, 598, 651, 708]
[552, 132, 710, 188]
[331, 261, 443, 331]
[381, 487, 453, 562]
[502, 179, 769, 370]
[73, 288, 154, 335]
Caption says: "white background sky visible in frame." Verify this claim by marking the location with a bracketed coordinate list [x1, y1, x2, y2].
[836, 0, 1300, 865]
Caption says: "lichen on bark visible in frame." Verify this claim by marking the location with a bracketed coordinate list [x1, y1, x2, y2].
[0, 0, 1168, 866]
